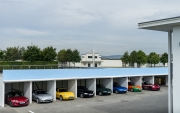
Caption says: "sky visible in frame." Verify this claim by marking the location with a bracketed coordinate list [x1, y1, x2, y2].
[1, 0, 180, 56]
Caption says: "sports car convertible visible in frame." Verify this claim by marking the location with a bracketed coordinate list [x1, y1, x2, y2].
[128, 82, 142, 92]
[113, 82, 128, 94]
[56, 88, 75, 101]
[142, 81, 160, 91]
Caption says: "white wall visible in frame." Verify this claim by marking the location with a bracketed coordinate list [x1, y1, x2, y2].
[68, 79, 77, 98]
[172, 26, 180, 113]
[0, 73, 5, 107]
[24, 82, 32, 104]
[130, 77, 142, 87]
[101, 60, 122, 67]
[47, 81, 56, 101]
[143, 76, 154, 84]
[113, 77, 128, 88]
[86, 79, 96, 96]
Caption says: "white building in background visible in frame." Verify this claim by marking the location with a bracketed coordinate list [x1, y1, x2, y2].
[58, 51, 123, 68]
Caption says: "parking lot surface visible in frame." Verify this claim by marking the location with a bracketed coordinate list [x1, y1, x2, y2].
[0, 86, 168, 113]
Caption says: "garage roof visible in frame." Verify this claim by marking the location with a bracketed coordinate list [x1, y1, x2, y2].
[2, 68, 168, 82]
[138, 16, 180, 32]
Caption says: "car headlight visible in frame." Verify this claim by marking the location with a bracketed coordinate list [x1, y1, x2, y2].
[84, 93, 88, 95]
[12, 100, 18, 102]
[152, 86, 155, 87]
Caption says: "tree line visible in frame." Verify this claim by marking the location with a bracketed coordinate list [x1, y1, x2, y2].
[0, 45, 81, 66]
[120, 50, 168, 67]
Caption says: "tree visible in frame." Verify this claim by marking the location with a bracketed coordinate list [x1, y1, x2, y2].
[147, 52, 160, 67]
[72, 49, 81, 67]
[4, 46, 20, 61]
[42, 46, 57, 61]
[57, 49, 67, 67]
[160, 52, 168, 67]
[23, 45, 43, 62]
[151, 54, 160, 67]
[147, 52, 156, 67]
[129, 50, 137, 67]
[65, 49, 73, 66]
[0, 49, 5, 61]
[136, 50, 147, 67]
[120, 51, 129, 67]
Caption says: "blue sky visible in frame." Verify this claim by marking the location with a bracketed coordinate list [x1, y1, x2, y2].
[1, 0, 180, 55]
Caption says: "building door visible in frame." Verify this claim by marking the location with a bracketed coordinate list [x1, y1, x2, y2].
[95, 63, 97, 67]
[88, 63, 91, 67]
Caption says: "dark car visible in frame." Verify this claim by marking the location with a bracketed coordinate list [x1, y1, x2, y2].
[113, 82, 128, 94]
[142, 81, 160, 91]
[96, 84, 112, 96]
[5, 91, 29, 107]
[77, 86, 94, 98]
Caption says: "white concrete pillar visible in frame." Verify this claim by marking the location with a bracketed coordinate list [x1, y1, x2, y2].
[102, 78, 113, 93]
[143, 76, 154, 84]
[114, 77, 128, 88]
[24, 81, 32, 104]
[86, 79, 96, 96]
[166, 75, 168, 86]
[0, 73, 5, 107]
[68, 79, 77, 98]
[47, 80, 56, 101]
[172, 27, 180, 113]
[131, 76, 142, 87]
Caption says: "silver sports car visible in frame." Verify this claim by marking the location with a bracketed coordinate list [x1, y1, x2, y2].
[32, 89, 53, 104]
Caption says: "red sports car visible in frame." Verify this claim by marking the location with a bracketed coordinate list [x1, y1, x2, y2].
[5, 91, 29, 107]
[142, 81, 160, 91]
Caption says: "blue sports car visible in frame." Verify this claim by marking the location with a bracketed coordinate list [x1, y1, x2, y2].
[113, 82, 128, 94]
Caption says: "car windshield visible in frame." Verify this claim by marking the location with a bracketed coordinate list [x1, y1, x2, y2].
[97, 84, 105, 88]
[114, 82, 121, 87]
[129, 82, 135, 86]
[144, 81, 152, 85]
[78, 86, 88, 90]
[9, 92, 23, 97]
[59, 89, 68, 92]
[36, 90, 47, 94]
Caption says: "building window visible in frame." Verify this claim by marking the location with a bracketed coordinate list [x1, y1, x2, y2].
[82, 56, 84, 58]
[88, 63, 91, 67]
[88, 56, 97, 58]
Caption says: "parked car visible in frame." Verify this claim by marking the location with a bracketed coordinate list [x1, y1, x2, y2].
[77, 86, 94, 98]
[142, 81, 160, 91]
[128, 82, 142, 92]
[5, 91, 29, 107]
[96, 84, 112, 95]
[32, 89, 53, 104]
[113, 82, 128, 94]
[56, 88, 75, 101]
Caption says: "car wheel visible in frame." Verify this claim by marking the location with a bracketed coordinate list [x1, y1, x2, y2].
[60, 96, 63, 101]
[9, 101, 13, 107]
[115, 90, 119, 94]
[148, 87, 152, 91]
[130, 88, 134, 92]
[36, 98, 39, 104]
[80, 94, 84, 98]
[99, 92, 102, 96]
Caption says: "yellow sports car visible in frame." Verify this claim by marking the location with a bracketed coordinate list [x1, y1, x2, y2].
[56, 88, 75, 101]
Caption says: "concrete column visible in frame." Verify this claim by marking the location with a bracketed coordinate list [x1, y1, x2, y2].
[131, 76, 142, 87]
[47, 80, 56, 101]
[92, 50, 95, 67]
[68, 79, 77, 98]
[102, 78, 113, 93]
[165, 75, 168, 86]
[0, 73, 5, 107]
[86, 79, 96, 96]
[143, 76, 154, 84]
[172, 27, 180, 113]
[24, 81, 32, 104]
[114, 77, 128, 88]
